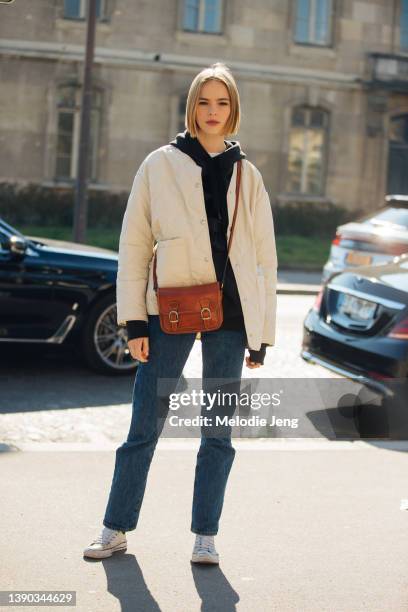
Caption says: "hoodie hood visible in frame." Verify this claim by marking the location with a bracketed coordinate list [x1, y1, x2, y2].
[169, 129, 245, 235]
[169, 129, 246, 170]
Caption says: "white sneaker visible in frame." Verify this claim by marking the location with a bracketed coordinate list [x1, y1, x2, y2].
[191, 534, 219, 564]
[83, 527, 127, 559]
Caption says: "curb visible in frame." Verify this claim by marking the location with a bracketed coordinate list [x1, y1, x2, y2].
[3, 439, 407, 452]
[277, 283, 322, 295]
[278, 265, 323, 273]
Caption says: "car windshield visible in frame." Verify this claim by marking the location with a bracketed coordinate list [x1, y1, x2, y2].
[0, 219, 42, 249]
[0, 219, 26, 239]
[364, 207, 408, 230]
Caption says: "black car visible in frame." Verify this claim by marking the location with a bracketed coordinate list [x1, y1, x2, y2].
[302, 254, 408, 397]
[0, 218, 138, 375]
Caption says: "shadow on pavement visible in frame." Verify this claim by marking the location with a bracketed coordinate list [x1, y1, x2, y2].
[0, 344, 136, 413]
[191, 563, 240, 611]
[84, 553, 240, 611]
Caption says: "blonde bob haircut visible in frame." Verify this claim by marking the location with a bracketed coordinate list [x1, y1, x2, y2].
[185, 62, 241, 138]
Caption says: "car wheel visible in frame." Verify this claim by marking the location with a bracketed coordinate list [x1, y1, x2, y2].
[81, 294, 138, 375]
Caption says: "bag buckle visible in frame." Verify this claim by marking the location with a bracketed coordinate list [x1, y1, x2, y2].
[168, 310, 179, 323]
[201, 307, 211, 320]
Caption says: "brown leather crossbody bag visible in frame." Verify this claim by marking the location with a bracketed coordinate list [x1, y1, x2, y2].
[152, 159, 242, 334]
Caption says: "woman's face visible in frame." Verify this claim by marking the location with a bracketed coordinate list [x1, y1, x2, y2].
[195, 79, 231, 137]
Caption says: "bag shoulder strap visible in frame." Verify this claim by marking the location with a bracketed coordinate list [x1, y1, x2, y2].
[221, 158, 242, 289]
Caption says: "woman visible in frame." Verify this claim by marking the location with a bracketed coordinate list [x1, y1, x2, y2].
[84, 62, 278, 564]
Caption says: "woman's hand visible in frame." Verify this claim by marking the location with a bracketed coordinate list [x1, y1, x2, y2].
[245, 355, 262, 369]
[128, 337, 149, 362]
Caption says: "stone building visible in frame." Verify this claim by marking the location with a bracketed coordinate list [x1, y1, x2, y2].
[1, 0, 408, 212]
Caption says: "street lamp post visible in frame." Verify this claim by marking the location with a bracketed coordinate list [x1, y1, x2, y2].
[73, 0, 97, 243]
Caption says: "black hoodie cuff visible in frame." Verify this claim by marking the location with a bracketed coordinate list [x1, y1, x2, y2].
[126, 320, 149, 341]
[248, 343, 269, 365]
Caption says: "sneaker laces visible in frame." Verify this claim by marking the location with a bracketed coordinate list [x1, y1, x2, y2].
[93, 527, 120, 545]
[194, 535, 216, 553]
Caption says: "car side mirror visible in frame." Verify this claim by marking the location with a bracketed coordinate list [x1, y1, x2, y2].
[8, 235, 27, 256]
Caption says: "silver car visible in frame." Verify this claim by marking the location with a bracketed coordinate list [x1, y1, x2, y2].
[322, 195, 408, 283]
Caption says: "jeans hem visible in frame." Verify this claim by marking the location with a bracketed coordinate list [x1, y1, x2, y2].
[103, 519, 135, 533]
[191, 527, 218, 536]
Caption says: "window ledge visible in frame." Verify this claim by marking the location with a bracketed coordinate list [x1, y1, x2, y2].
[55, 17, 111, 32]
[288, 42, 337, 59]
[175, 29, 227, 46]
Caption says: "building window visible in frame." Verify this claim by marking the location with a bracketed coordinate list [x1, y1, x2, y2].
[63, 0, 106, 20]
[178, 94, 188, 133]
[401, 0, 408, 49]
[285, 106, 329, 195]
[182, 0, 223, 34]
[55, 85, 101, 182]
[294, 0, 333, 46]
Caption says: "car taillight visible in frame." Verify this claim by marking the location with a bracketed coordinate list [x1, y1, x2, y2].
[366, 370, 394, 381]
[332, 233, 342, 246]
[387, 316, 408, 340]
[313, 287, 324, 311]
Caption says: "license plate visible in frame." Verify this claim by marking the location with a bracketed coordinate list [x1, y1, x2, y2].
[345, 251, 373, 266]
[338, 293, 377, 320]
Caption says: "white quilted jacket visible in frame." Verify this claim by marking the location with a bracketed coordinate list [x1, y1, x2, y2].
[116, 143, 278, 351]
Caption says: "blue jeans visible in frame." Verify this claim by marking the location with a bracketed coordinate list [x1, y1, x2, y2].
[103, 315, 246, 535]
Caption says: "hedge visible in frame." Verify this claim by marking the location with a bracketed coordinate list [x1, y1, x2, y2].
[0, 182, 127, 228]
[0, 182, 359, 237]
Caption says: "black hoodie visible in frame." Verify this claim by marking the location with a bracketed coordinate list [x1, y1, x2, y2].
[126, 130, 268, 365]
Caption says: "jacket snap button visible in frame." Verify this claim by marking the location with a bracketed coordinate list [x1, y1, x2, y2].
[204, 257, 209, 262]
[200, 219, 205, 224]
[195, 182, 200, 187]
